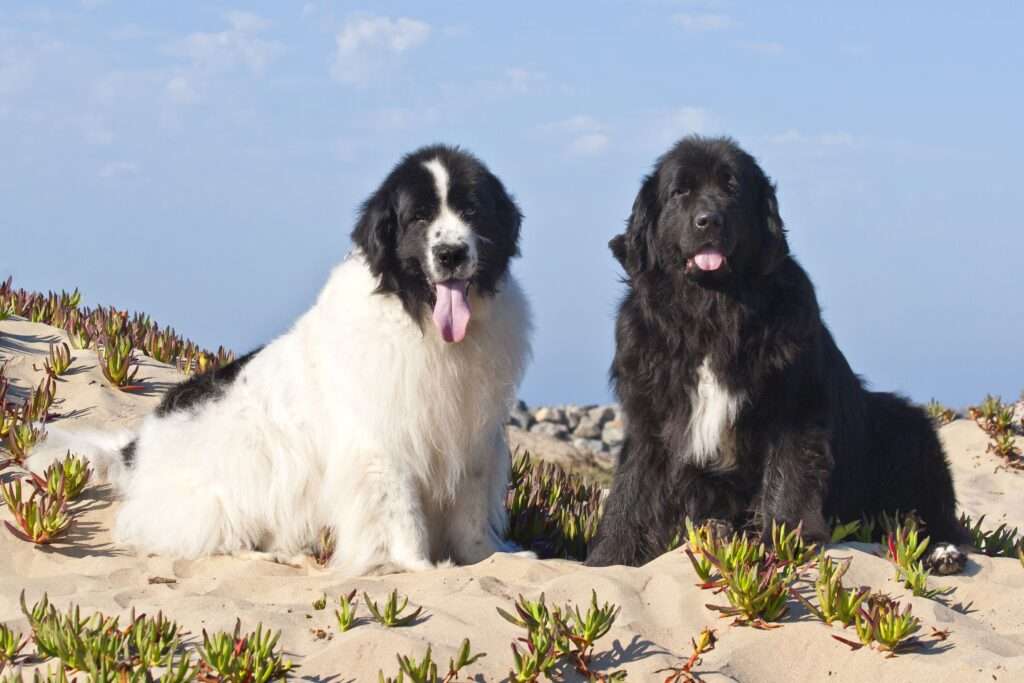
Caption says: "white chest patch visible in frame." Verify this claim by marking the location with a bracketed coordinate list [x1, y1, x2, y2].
[686, 357, 745, 469]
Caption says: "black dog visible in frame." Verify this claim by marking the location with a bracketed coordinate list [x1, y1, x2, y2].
[586, 136, 967, 573]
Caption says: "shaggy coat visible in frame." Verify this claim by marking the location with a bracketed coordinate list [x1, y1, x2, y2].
[585, 136, 967, 573]
[54, 145, 531, 576]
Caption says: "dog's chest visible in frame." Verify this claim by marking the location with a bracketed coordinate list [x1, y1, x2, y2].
[683, 357, 745, 469]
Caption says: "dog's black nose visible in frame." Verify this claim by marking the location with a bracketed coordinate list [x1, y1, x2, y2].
[695, 212, 722, 230]
[433, 243, 469, 270]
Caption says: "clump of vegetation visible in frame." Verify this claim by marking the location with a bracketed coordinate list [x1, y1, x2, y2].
[684, 519, 816, 627]
[655, 627, 717, 683]
[30, 453, 92, 502]
[505, 453, 603, 560]
[379, 639, 486, 683]
[959, 514, 1023, 558]
[364, 590, 424, 628]
[498, 591, 624, 682]
[313, 527, 335, 566]
[18, 593, 194, 677]
[885, 518, 953, 601]
[0, 623, 28, 667]
[832, 594, 926, 656]
[969, 395, 1023, 469]
[33, 343, 74, 379]
[96, 331, 142, 391]
[198, 620, 292, 683]
[791, 553, 869, 627]
[924, 399, 957, 426]
[335, 590, 358, 632]
[4, 402, 47, 464]
[2, 480, 72, 544]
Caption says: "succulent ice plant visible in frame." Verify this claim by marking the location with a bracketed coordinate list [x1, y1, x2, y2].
[198, 620, 292, 683]
[364, 590, 424, 628]
[34, 343, 74, 379]
[30, 452, 92, 502]
[96, 333, 141, 391]
[2, 480, 72, 544]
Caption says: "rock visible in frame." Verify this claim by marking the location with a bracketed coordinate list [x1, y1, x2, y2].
[564, 404, 584, 431]
[531, 421, 569, 440]
[573, 413, 603, 439]
[534, 406, 566, 424]
[602, 419, 624, 447]
[508, 400, 533, 430]
[587, 405, 616, 426]
[572, 437, 606, 454]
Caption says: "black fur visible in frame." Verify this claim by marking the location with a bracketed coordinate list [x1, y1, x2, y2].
[153, 348, 262, 417]
[121, 348, 262, 468]
[586, 136, 966, 567]
[351, 144, 523, 322]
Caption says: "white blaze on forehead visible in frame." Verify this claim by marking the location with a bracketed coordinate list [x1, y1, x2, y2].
[423, 158, 450, 205]
[421, 157, 477, 279]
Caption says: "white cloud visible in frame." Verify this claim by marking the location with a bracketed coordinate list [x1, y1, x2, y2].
[331, 15, 430, 85]
[653, 106, 714, 146]
[542, 115, 610, 157]
[98, 161, 139, 178]
[673, 13, 733, 32]
[170, 11, 283, 75]
[164, 74, 199, 105]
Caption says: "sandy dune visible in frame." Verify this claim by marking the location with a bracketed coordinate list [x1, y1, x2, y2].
[2, 318, 1022, 681]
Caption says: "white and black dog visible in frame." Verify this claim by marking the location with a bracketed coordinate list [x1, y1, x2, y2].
[51, 145, 531, 575]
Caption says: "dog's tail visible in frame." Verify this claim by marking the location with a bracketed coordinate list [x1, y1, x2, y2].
[25, 425, 135, 491]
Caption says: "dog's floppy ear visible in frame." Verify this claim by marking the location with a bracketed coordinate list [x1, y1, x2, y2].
[611, 175, 659, 278]
[490, 173, 523, 258]
[351, 190, 397, 279]
[760, 179, 790, 275]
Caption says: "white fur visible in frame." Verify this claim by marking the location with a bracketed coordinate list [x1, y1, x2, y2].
[685, 356, 745, 469]
[62, 251, 531, 576]
[423, 158, 478, 281]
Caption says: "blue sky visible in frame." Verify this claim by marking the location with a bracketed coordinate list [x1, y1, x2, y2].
[2, 2, 1021, 408]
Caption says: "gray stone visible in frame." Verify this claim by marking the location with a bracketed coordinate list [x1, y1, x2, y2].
[573, 413, 603, 439]
[602, 419, 625, 447]
[572, 437, 606, 454]
[534, 406, 566, 424]
[508, 400, 533, 430]
[531, 421, 569, 440]
[564, 404, 584, 431]
[587, 405, 616, 427]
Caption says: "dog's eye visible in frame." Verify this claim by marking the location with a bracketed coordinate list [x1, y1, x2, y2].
[411, 212, 429, 225]
[462, 206, 477, 218]
[671, 188, 691, 199]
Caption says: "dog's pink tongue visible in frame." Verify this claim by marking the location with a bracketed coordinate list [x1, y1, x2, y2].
[693, 248, 725, 271]
[432, 280, 471, 343]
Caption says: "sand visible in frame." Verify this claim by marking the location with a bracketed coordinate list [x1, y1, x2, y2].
[2, 317, 1023, 682]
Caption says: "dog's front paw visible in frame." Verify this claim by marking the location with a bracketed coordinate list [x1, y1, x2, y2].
[925, 543, 967, 575]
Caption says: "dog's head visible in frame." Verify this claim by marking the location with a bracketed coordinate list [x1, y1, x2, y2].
[610, 136, 788, 286]
[352, 145, 522, 342]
